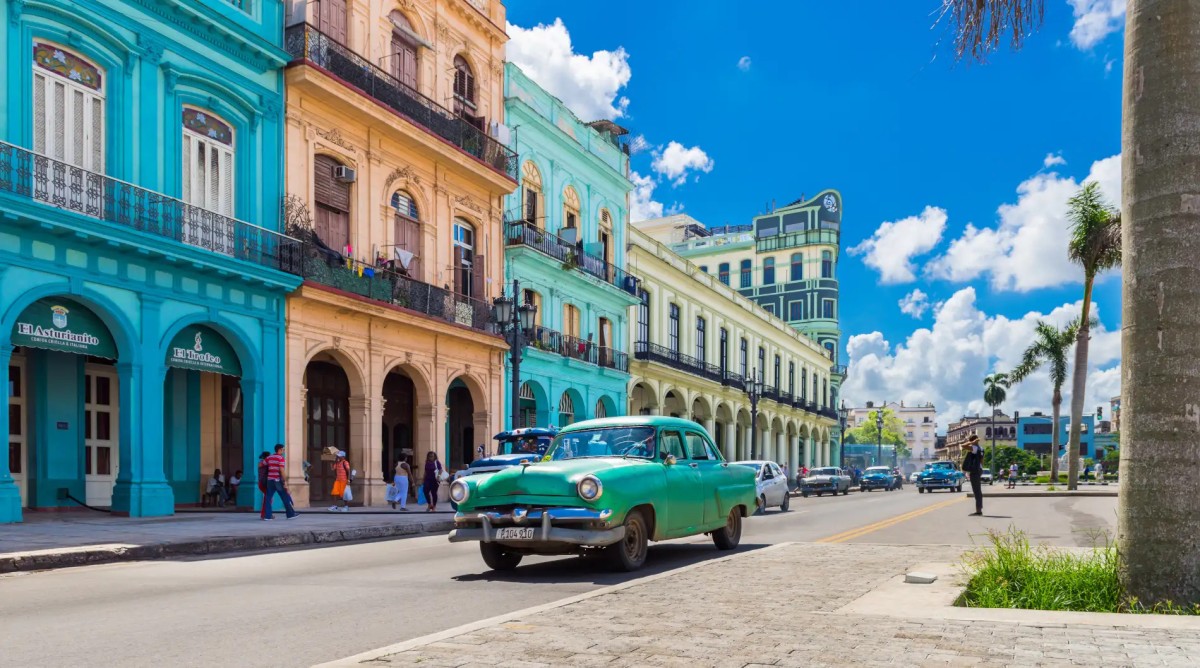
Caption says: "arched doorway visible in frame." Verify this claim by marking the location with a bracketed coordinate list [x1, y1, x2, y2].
[305, 360, 350, 503]
[381, 369, 417, 480]
[630, 381, 657, 415]
[663, 389, 685, 419]
[446, 379, 475, 471]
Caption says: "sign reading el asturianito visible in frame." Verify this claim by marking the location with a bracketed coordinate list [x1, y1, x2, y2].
[11, 298, 118, 358]
[166, 325, 241, 377]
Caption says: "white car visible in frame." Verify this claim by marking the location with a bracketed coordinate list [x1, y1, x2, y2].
[733, 460, 791, 514]
[909, 471, 921, 484]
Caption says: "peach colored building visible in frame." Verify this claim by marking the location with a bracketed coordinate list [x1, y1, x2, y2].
[281, 0, 516, 506]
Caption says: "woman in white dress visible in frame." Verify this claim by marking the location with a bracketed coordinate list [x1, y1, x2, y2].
[391, 461, 411, 511]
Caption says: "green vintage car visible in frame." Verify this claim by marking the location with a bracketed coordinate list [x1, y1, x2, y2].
[448, 416, 757, 572]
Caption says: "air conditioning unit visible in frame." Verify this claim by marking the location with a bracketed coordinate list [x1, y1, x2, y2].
[333, 166, 357, 183]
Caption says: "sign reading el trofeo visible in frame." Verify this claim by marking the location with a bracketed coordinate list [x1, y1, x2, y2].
[11, 298, 118, 358]
[166, 325, 241, 377]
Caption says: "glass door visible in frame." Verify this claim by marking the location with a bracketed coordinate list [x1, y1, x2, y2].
[84, 365, 118, 507]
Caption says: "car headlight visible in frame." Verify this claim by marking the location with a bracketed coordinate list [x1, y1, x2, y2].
[449, 479, 470, 504]
[578, 475, 603, 501]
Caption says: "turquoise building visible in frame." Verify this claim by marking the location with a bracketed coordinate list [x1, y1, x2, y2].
[502, 63, 639, 429]
[0, 0, 296, 522]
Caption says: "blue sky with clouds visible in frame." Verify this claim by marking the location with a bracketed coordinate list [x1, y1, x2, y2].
[505, 1, 1127, 429]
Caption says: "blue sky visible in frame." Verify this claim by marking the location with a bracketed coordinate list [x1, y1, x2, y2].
[505, 1, 1126, 428]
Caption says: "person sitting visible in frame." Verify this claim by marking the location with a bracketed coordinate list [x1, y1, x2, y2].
[205, 469, 228, 508]
[227, 470, 242, 505]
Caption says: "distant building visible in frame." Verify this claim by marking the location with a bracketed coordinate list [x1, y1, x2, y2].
[1016, 413, 1096, 460]
[847, 401, 937, 463]
[945, 410, 1018, 462]
[1109, 395, 1121, 432]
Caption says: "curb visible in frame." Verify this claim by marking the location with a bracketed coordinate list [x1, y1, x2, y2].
[0, 519, 455, 574]
[317, 541, 797, 667]
[967, 491, 1117, 498]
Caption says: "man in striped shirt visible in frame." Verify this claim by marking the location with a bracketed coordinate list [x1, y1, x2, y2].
[263, 443, 297, 520]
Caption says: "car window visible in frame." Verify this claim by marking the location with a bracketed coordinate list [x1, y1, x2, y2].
[770, 463, 782, 478]
[704, 440, 723, 462]
[685, 432, 711, 460]
[762, 465, 774, 480]
[661, 431, 686, 460]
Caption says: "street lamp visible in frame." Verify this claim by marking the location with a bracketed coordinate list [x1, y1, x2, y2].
[837, 399, 849, 468]
[875, 404, 884, 467]
[747, 368, 764, 460]
[493, 279, 537, 430]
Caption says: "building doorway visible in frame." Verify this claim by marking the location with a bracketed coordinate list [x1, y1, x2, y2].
[446, 379, 474, 471]
[305, 361, 350, 503]
[382, 369, 416, 480]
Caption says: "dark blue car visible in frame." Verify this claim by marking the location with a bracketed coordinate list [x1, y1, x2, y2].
[916, 461, 965, 493]
[859, 466, 899, 492]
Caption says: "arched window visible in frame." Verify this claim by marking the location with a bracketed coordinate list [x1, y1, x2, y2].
[558, 393, 575, 427]
[599, 208, 614, 266]
[314, 154, 351, 253]
[452, 218, 479, 298]
[391, 190, 421, 279]
[33, 43, 105, 173]
[790, 253, 803, 281]
[519, 382, 537, 428]
[388, 11, 420, 90]
[521, 161, 542, 227]
[182, 107, 235, 218]
[822, 250, 833, 278]
[739, 259, 752, 288]
[594, 399, 608, 419]
[453, 54, 476, 110]
[763, 257, 775, 285]
[562, 186, 580, 236]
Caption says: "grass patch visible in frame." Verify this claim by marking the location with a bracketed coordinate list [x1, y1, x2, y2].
[960, 529, 1200, 615]
[1034, 474, 1068, 484]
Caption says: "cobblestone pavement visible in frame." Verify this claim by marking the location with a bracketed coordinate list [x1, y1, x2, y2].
[354, 543, 1200, 668]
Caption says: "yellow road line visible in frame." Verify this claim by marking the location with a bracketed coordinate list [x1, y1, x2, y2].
[816, 496, 966, 544]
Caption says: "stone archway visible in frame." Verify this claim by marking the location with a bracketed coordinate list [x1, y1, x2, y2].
[629, 380, 657, 416]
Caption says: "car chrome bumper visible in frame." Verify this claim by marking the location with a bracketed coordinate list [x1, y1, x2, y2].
[449, 507, 625, 546]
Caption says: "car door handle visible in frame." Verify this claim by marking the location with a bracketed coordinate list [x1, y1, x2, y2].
[689, 463, 699, 469]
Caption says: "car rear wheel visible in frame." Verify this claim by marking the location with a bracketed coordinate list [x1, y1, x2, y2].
[606, 509, 649, 571]
[956, 485, 963, 492]
[780, 492, 790, 512]
[755, 495, 767, 515]
[801, 492, 809, 498]
[479, 543, 522, 571]
[842, 488, 849, 496]
[712, 507, 742, 550]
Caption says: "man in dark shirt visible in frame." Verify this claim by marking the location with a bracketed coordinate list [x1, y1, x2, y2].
[962, 434, 985, 516]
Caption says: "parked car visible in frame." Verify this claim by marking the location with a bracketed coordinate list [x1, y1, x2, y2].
[799, 466, 851, 497]
[981, 468, 993, 485]
[859, 466, 897, 492]
[915, 461, 965, 493]
[448, 416, 757, 572]
[450, 427, 558, 510]
[733, 460, 790, 513]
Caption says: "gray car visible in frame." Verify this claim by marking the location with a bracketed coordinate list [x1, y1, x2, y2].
[799, 466, 851, 497]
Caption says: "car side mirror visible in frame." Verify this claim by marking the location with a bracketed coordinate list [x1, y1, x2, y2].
[663, 454, 677, 466]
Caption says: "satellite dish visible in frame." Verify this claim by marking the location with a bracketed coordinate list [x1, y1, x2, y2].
[393, 248, 414, 269]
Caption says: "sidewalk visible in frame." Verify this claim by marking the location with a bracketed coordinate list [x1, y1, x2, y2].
[0, 508, 454, 573]
[334, 542, 1200, 668]
[970, 484, 1119, 498]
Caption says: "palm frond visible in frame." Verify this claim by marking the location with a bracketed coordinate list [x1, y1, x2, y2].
[940, 0, 1046, 62]
[1067, 181, 1122, 276]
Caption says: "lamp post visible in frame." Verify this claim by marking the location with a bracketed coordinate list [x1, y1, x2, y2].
[875, 404, 884, 467]
[748, 368, 764, 460]
[493, 279, 537, 430]
[837, 399, 849, 468]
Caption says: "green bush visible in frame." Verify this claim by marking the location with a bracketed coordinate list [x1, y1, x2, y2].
[1034, 474, 1068, 483]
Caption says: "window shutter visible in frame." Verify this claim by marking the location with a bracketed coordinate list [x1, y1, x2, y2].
[471, 247, 485, 301]
[52, 79, 66, 161]
[218, 146, 234, 217]
[182, 135, 192, 204]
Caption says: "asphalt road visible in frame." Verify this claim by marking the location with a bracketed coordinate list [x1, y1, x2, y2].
[0, 488, 1116, 668]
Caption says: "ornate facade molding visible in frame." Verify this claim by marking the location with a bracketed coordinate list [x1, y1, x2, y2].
[315, 127, 354, 151]
[385, 165, 421, 189]
[453, 194, 483, 214]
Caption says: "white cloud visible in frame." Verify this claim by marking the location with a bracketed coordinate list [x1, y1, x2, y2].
[849, 206, 948, 284]
[630, 171, 664, 222]
[628, 134, 651, 155]
[506, 19, 632, 121]
[926, 154, 1121, 292]
[737, 56, 752, 71]
[1068, 0, 1126, 50]
[651, 142, 715, 187]
[841, 287, 1121, 433]
[899, 289, 932, 319]
[1044, 152, 1067, 168]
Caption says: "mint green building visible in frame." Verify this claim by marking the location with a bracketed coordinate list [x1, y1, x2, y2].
[501, 64, 639, 429]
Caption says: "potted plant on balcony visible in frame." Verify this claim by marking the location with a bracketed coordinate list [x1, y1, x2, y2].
[562, 249, 579, 272]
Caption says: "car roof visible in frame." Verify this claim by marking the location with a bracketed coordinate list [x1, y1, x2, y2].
[731, 460, 773, 465]
[559, 416, 703, 433]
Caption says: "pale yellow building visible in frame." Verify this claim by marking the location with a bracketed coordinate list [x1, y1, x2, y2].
[281, 0, 516, 505]
[626, 228, 838, 480]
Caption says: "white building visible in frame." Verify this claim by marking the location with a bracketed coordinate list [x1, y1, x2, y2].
[848, 401, 937, 461]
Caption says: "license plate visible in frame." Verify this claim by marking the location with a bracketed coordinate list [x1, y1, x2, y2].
[494, 527, 535, 540]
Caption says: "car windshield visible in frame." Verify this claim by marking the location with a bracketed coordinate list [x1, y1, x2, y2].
[810, 468, 839, 476]
[497, 436, 549, 456]
[927, 462, 955, 470]
[866, 467, 890, 473]
[545, 426, 657, 460]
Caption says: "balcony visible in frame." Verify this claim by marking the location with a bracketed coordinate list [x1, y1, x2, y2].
[296, 241, 493, 333]
[755, 228, 840, 253]
[530, 327, 628, 373]
[284, 24, 517, 181]
[832, 364, 848, 376]
[0, 141, 301, 274]
[634, 342, 725, 384]
[505, 221, 640, 295]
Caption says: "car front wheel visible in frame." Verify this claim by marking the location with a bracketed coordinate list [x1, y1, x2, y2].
[780, 492, 790, 512]
[607, 509, 649, 571]
[712, 507, 742, 550]
[479, 542, 522, 571]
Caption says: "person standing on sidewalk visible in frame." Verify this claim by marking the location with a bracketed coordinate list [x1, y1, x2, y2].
[962, 434, 984, 516]
[1007, 462, 1019, 489]
[423, 451, 444, 512]
[263, 444, 298, 520]
[329, 451, 352, 512]
[391, 461, 411, 511]
[257, 452, 271, 519]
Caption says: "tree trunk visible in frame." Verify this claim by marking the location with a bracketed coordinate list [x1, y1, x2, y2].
[1050, 389, 1061, 482]
[1066, 280, 1094, 491]
[1119, 0, 1200, 606]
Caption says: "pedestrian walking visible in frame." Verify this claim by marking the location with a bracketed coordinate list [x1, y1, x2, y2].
[962, 434, 985, 516]
[1096, 461, 1105, 483]
[328, 451, 352, 512]
[256, 452, 270, 520]
[1007, 462, 1019, 489]
[390, 461, 412, 511]
[263, 444, 297, 520]
[423, 451, 445, 512]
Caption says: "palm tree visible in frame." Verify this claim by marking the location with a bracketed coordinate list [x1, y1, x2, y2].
[1063, 182, 1121, 491]
[1009, 321, 1078, 483]
[983, 373, 1010, 480]
[945, 0, 1200, 609]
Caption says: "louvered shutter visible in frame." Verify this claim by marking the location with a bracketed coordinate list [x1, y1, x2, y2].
[322, 0, 347, 43]
[471, 246, 485, 301]
[314, 155, 350, 212]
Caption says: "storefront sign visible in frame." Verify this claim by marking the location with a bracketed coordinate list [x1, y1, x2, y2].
[11, 298, 117, 358]
[166, 325, 241, 377]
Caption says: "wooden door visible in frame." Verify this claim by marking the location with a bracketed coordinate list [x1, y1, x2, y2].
[320, 0, 347, 43]
[305, 362, 349, 503]
[84, 365, 118, 507]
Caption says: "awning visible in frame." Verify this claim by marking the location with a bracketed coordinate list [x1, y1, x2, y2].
[166, 325, 241, 377]
[11, 297, 117, 358]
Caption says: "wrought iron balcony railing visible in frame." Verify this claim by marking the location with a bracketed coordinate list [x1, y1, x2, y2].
[832, 364, 848, 376]
[531, 327, 628, 372]
[296, 240, 493, 332]
[755, 228, 840, 253]
[0, 141, 302, 274]
[505, 221, 640, 295]
[284, 24, 517, 180]
[633, 342, 724, 384]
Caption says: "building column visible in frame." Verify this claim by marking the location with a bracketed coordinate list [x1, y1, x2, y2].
[237, 378, 263, 508]
[774, 430, 784, 466]
[472, 409, 491, 463]
[110, 360, 175, 517]
[788, 435, 800, 483]
[416, 403, 437, 487]
[823, 438, 831, 467]
[0, 347, 21, 523]
[286, 345, 310, 503]
[723, 421, 736, 461]
[703, 416, 716, 440]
